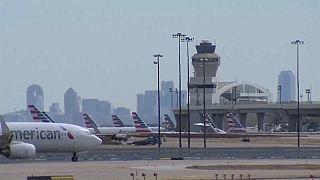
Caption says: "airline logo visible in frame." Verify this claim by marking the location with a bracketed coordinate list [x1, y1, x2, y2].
[226, 112, 247, 133]
[28, 105, 51, 123]
[112, 115, 125, 127]
[132, 112, 151, 132]
[11, 126, 74, 140]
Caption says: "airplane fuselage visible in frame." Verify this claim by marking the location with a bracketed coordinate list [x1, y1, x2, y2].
[7, 122, 101, 153]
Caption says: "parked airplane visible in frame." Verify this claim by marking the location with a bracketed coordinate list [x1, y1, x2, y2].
[132, 112, 165, 133]
[226, 112, 247, 134]
[162, 114, 176, 131]
[194, 113, 226, 134]
[83, 114, 135, 135]
[0, 115, 102, 162]
[112, 115, 126, 127]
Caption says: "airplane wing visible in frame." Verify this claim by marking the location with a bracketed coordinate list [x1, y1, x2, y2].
[0, 115, 13, 147]
[194, 123, 211, 127]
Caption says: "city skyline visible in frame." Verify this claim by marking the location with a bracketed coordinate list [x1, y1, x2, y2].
[0, 0, 319, 114]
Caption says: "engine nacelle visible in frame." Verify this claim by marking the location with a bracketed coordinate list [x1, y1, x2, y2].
[1, 142, 36, 159]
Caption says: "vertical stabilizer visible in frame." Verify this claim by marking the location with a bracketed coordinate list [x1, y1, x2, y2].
[83, 114, 101, 134]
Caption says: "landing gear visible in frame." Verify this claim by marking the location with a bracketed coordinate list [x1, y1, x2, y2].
[71, 153, 78, 162]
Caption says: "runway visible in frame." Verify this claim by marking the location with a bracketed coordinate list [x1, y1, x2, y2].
[1, 136, 320, 179]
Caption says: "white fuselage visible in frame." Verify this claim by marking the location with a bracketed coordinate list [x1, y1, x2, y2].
[7, 122, 102, 153]
[87, 127, 136, 135]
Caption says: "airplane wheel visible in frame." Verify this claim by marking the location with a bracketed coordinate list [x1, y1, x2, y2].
[72, 156, 78, 162]
[72, 153, 78, 162]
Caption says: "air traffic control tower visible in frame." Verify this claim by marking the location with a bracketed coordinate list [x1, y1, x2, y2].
[190, 40, 220, 106]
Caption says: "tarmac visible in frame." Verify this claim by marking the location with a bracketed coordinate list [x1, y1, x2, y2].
[1, 134, 320, 180]
[1, 159, 320, 180]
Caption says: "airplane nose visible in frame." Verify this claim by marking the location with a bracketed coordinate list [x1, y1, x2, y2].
[94, 135, 102, 146]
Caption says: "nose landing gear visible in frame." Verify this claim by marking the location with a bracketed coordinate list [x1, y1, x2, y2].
[71, 152, 78, 162]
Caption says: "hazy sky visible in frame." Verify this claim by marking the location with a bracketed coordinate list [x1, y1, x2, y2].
[0, 0, 319, 114]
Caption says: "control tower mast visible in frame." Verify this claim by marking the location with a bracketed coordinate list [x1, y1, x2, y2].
[189, 40, 220, 106]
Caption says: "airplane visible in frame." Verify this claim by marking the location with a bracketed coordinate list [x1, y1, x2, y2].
[0, 115, 102, 162]
[194, 113, 226, 134]
[226, 112, 247, 134]
[132, 112, 165, 133]
[83, 114, 135, 140]
[162, 114, 176, 131]
[112, 114, 126, 127]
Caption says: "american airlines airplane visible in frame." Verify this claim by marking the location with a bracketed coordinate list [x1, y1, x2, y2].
[0, 115, 102, 162]
[83, 114, 135, 135]
[132, 112, 165, 133]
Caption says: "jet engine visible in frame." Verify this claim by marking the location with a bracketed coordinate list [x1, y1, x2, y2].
[1, 142, 36, 159]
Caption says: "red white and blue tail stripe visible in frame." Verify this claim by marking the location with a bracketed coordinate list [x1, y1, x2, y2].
[205, 113, 216, 128]
[163, 114, 176, 130]
[112, 115, 125, 127]
[83, 114, 101, 134]
[28, 105, 53, 123]
[132, 112, 151, 133]
[226, 112, 247, 134]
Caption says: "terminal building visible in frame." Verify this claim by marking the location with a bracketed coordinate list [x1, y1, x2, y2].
[173, 40, 320, 133]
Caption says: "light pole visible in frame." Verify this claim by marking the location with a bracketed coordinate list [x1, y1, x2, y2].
[182, 36, 194, 148]
[292, 39, 304, 148]
[153, 54, 163, 148]
[172, 32, 186, 148]
[200, 58, 208, 149]
[233, 86, 238, 106]
[169, 88, 173, 107]
[175, 88, 178, 107]
[278, 85, 282, 104]
[306, 89, 310, 102]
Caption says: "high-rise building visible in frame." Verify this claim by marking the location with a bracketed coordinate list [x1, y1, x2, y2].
[114, 107, 131, 126]
[278, 70, 296, 101]
[161, 81, 174, 108]
[49, 102, 62, 114]
[64, 88, 81, 115]
[143, 90, 157, 124]
[26, 84, 44, 111]
[136, 93, 144, 115]
[82, 99, 111, 126]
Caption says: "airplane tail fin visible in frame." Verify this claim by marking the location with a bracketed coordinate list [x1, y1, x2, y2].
[42, 111, 55, 123]
[0, 115, 13, 144]
[28, 105, 52, 123]
[226, 112, 247, 134]
[163, 114, 176, 130]
[83, 114, 101, 134]
[132, 112, 151, 132]
[205, 113, 216, 128]
[112, 115, 125, 127]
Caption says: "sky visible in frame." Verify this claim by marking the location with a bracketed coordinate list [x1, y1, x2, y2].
[0, 0, 319, 114]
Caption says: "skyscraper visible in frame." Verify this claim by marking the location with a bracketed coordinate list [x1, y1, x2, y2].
[26, 84, 44, 111]
[82, 99, 111, 125]
[64, 88, 81, 115]
[161, 81, 174, 108]
[278, 71, 296, 101]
